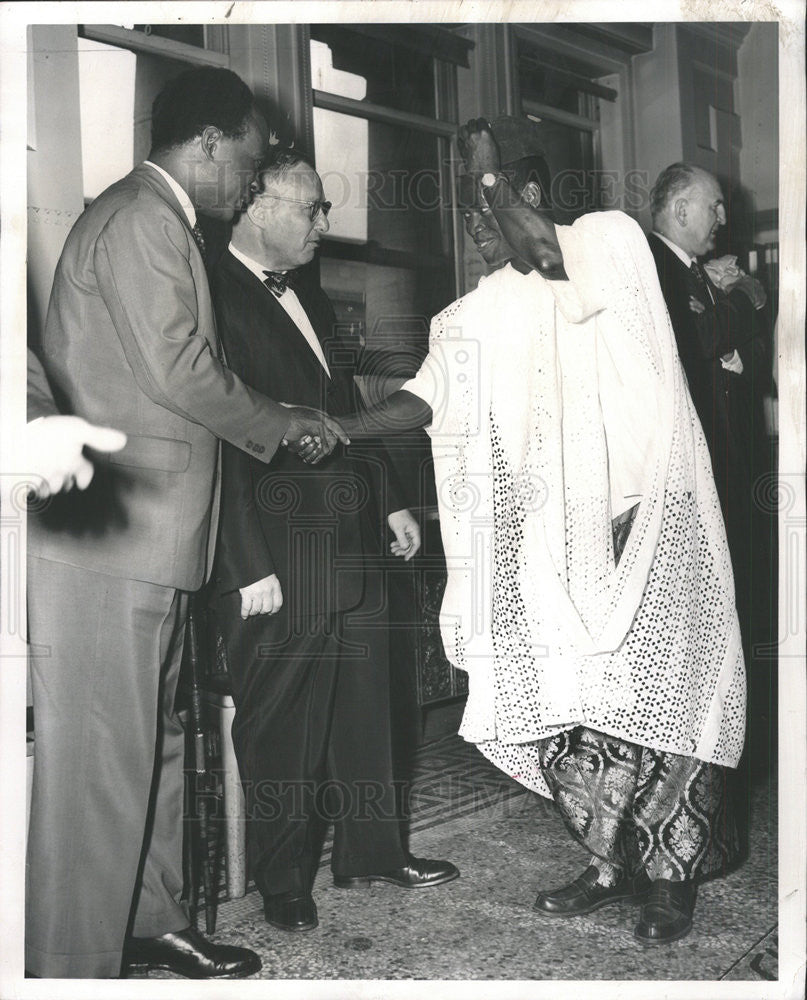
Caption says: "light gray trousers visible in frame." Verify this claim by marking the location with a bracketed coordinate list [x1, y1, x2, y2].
[26, 556, 190, 978]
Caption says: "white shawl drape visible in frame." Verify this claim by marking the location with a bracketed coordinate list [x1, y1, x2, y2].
[402, 211, 745, 796]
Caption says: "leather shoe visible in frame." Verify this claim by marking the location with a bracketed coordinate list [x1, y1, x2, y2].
[122, 926, 261, 979]
[263, 891, 318, 932]
[333, 855, 459, 889]
[534, 865, 651, 916]
[634, 878, 694, 944]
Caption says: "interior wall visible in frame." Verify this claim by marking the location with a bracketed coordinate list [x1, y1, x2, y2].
[630, 24, 684, 231]
[27, 25, 84, 349]
[596, 69, 631, 214]
[228, 23, 313, 154]
[736, 22, 779, 228]
[676, 24, 743, 184]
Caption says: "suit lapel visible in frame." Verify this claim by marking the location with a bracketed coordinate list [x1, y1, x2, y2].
[132, 163, 192, 232]
[269, 290, 334, 392]
[132, 164, 226, 367]
[649, 234, 730, 363]
[294, 281, 358, 412]
[221, 253, 333, 396]
[650, 234, 718, 311]
[651, 234, 692, 296]
[291, 280, 338, 372]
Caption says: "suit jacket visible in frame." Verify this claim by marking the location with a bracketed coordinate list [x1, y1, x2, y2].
[27, 349, 58, 422]
[647, 233, 755, 497]
[28, 164, 289, 590]
[211, 250, 407, 619]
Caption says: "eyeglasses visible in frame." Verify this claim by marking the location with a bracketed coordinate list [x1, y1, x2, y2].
[257, 193, 332, 221]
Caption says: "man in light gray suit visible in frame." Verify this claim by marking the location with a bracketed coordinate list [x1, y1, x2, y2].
[26, 66, 345, 980]
[26, 348, 127, 496]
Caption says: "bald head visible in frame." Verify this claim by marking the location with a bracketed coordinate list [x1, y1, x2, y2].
[650, 163, 726, 258]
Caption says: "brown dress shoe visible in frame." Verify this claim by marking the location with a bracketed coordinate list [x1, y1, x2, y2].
[534, 865, 651, 916]
[333, 855, 459, 889]
[634, 878, 694, 944]
[122, 926, 261, 978]
[263, 891, 319, 932]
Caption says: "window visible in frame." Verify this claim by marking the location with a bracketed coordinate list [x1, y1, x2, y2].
[311, 27, 436, 117]
[131, 24, 208, 48]
[515, 28, 608, 222]
[77, 24, 230, 203]
[78, 39, 136, 200]
[310, 26, 460, 383]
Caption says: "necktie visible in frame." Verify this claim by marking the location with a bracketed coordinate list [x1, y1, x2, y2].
[690, 260, 714, 304]
[262, 270, 295, 297]
[189, 223, 224, 359]
[191, 222, 207, 263]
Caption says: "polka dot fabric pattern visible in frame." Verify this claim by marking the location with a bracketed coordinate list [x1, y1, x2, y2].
[406, 214, 745, 793]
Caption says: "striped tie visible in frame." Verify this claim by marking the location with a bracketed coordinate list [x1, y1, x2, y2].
[690, 260, 714, 304]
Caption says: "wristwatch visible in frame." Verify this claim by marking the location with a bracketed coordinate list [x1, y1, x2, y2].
[480, 172, 506, 188]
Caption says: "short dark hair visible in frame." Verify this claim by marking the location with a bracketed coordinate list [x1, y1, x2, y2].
[254, 148, 317, 192]
[150, 67, 254, 153]
[505, 154, 552, 208]
[650, 163, 698, 221]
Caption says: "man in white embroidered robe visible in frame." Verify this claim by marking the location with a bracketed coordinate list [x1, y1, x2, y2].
[338, 118, 745, 946]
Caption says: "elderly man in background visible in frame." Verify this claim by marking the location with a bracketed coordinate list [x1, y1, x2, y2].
[647, 164, 771, 654]
[339, 118, 746, 946]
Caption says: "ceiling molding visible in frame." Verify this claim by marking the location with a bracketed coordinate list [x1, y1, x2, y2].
[565, 23, 654, 56]
[678, 22, 753, 49]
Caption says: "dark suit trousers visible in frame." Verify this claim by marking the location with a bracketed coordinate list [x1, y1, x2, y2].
[216, 594, 407, 896]
[26, 557, 189, 978]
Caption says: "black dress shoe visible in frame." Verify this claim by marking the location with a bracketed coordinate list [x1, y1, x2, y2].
[263, 891, 318, 932]
[534, 865, 651, 916]
[634, 878, 694, 944]
[122, 926, 261, 979]
[333, 855, 459, 889]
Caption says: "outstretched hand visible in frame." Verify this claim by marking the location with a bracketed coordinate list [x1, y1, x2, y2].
[281, 405, 350, 464]
[457, 118, 501, 177]
[26, 415, 127, 498]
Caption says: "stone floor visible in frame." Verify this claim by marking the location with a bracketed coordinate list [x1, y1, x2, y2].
[133, 726, 780, 992]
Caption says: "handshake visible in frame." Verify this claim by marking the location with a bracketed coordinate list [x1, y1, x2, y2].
[281, 404, 351, 465]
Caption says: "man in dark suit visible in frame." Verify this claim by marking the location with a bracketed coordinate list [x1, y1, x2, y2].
[647, 163, 759, 646]
[26, 67, 346, 980]
[210, 149, 459, 933]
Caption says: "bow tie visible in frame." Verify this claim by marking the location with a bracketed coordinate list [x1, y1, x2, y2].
[262, 270, 295, 297]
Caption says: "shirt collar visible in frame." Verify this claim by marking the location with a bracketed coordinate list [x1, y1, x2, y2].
[143, 161, 196, 228]
[228, 242, 287, 283]
[652, 231, 695, 268]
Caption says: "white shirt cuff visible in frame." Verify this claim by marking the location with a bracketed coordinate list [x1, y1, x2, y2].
[720, 349, 744, 374]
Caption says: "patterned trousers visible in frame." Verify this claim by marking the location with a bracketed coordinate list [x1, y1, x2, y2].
[537, 726, 739, 882]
